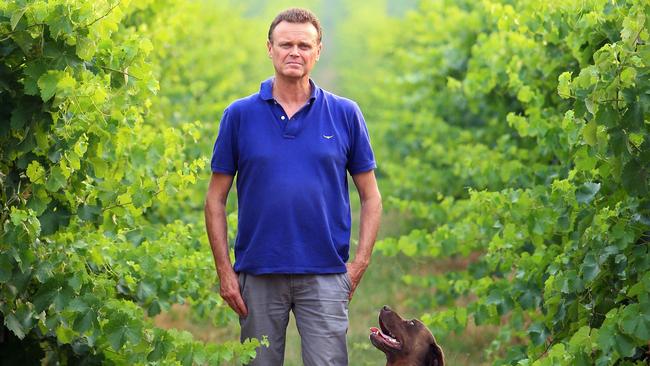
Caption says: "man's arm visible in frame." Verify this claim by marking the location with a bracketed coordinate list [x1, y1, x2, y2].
[204, 172, 248, 317]
[347, 169, 382, 300]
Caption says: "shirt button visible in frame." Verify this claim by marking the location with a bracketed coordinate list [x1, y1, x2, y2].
[281, 116, 285, 120]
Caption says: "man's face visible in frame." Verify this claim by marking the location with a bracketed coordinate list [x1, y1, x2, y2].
[267, 21, 321, 80]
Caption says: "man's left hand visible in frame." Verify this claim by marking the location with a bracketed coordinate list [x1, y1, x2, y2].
[346, 260, 369, 301]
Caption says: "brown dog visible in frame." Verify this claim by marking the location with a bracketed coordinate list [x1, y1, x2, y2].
[370, 306, 445, 366]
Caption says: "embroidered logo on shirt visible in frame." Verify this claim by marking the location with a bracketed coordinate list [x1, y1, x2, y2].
[323, 135, 334, 139]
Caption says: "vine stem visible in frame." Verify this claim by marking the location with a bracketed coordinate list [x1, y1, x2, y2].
[83, 1, 123, 28]
[532, 338, 557, 363]
[99, 66, 141, 80]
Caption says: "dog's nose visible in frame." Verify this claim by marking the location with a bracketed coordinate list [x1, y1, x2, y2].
[382, 305, 391, 311]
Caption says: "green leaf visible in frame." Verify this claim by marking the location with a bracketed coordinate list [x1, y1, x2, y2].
[23, 60, 48, 96]
[613, 332, 637, 357]
[619, 304, 650, 341]
[32, 281, 59, 312]
[517, 86, 533, 103]
[10, 107, 28, 130]
[77, 204, 101, 221]
[136, 281, 155, 301]
[609, 130, 627, 155]
[68, 273, 84, 292]
[10, 207, 29, 226]
[528, 322, 549, 346]
[558, 71, 572, 98]
[37, 71, 62, 102]
[398, 236, 417, 256]
[56, 73, 76, 97]
[619, 67, 636, 87]
[105, 317, 128, 351]
[34, 261, 54, 283]
[55, 325, 75, 344]
[582, 120, 597, 146]
[73, 309, 97, 334]
[132, 189, 152, 207]
[595, 105, 618, 128]
[45, 165, 67, 192]
[621, 10, 645, 45]
[622, 159, 648, 196]
[53, 286, 74, 312]
[147, 300, 162, 317]
[581, 253, 600, 281]
[576, 182, 600, 204]
[11, 7, 27, 31]
[26, 161, 46, 184]
[68, 298, 89, 313]
[5, 313, 26, 339]
[639, 44, 650, 65]
[48, 12, 74, 38]
[104, 314, 141, 351]
[569, 326, 591, 351]
[0, 255, 13, 283]
[38, 206, 71, 236]
[628, 132, 644, 150]
[147, 335, 171, 362]
[75, 37, 97, 61]
[622, 102, 643, 131]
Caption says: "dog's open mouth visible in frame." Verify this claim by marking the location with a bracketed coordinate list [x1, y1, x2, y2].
[369, 317, 402, 350]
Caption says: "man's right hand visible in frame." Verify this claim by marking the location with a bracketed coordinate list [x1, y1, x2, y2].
[219, 268, 248, 317]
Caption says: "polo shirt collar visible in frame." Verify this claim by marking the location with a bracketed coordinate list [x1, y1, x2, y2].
[259, 77, 319, 103]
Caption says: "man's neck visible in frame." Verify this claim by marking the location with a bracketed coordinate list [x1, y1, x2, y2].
[272, 75, 311, 105]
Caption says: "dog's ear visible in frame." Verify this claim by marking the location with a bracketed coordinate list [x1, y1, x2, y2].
[425, 341, 444, 366]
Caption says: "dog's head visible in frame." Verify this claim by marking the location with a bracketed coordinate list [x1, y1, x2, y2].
[370, 306, 444, 366]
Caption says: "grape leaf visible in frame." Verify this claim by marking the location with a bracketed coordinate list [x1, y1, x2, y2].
[576, 182, 600, 204]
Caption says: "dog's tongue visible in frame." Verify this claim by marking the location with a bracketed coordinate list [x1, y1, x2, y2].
[369, 326, 401, 348]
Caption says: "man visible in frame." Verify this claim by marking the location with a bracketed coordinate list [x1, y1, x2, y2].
[204, 8, 382, 366]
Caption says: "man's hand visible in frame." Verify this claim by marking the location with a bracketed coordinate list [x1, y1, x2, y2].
[346, 260, 369, 301]
[205, 173, 248, 317]
[347, 170, 381, 301]
[219, 268, 248, 317]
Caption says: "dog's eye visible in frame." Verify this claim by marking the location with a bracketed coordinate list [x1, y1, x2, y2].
[408, 320, 415, 326]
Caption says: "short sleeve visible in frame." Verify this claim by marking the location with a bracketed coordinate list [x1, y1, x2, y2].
[210, 107, 238, 175]
[346, 103, 377, 174]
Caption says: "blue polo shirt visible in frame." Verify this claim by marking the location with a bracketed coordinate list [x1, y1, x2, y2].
[210, 77, 376, 275]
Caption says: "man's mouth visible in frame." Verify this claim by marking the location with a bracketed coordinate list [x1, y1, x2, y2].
[369, 317, 402, 349]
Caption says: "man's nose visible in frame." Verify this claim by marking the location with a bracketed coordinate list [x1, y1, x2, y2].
[289, 45, 300, 55]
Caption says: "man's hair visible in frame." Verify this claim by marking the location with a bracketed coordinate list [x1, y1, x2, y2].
[268, 8, 322, 43]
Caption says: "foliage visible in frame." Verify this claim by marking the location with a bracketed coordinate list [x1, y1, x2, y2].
[357, 0, 650, 364]
[1, 0, 267, 363]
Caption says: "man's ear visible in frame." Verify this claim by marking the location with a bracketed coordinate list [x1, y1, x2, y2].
[425, 342, 444, 366]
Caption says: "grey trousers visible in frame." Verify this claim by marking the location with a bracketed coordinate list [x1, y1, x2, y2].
[238, 273, 351, 366]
